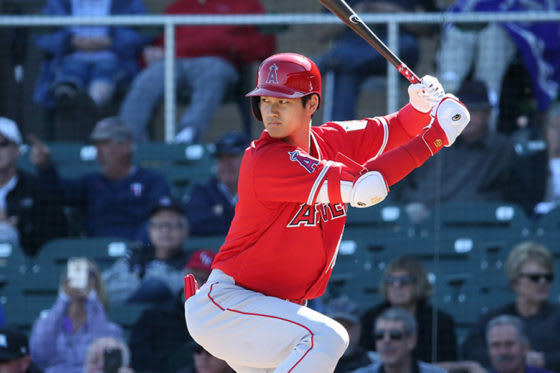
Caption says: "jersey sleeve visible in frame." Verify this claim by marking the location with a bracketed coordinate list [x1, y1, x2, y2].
[250, 144, 358, 205]
[320, 103, 433, 164]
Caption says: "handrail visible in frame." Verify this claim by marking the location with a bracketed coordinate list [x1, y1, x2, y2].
[1, 11, 558, 141]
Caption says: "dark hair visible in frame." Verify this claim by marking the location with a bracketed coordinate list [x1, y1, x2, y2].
[380, 256, 432, 302]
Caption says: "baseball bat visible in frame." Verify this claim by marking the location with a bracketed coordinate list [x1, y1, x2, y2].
[319, 0, 420, 84]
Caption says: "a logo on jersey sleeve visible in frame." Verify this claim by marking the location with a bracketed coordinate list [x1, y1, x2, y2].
[266, 64, 279, 84]
[289, 150, 319, 173]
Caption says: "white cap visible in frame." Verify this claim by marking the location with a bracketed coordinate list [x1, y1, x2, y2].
[0, 117, 22, 145]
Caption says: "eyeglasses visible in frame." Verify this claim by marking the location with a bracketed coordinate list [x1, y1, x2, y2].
[519, 272, 554, 283]
[0, 140, 14, 147]
[374, 329, 408, 341]
[149, 221, 185, 230]
[384, 275, 414, 286]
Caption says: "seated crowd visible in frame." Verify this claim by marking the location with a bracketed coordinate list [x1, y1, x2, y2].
[0, 0, 559, 372]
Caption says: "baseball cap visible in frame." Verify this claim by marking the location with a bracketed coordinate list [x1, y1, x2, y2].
[0, 117, 22, 145]
[0, 327, 29, 362]
[185, 249, 217, 273]
[213, 131, 249, 157]
[456, 80, 492, 109]
[89, 117, 133, 143]
[149, 196, 186, 217]
[325, 296, 360, 324]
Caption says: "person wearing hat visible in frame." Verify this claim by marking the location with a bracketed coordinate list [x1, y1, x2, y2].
[324, 296, 376, 373]
[0, 326, 42, 373]
[185, 131, 249, 236]
[0, 117, 67, 256]
[29, 117, 170, 241]
[102, 196, 190, 304]
[127, 249, 216, 372]
[392, 79, 532, 223]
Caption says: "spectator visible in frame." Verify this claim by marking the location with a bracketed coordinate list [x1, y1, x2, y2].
[486, 315, 553, 373]
[462, 241, 560, 372]
[84, 336, 133, 373]
[391, 79, 533, 222]
[102, 197, 189, 304]
[128, 249, 216, 372]
[185, 131, 248, 236]
[352, 307, 448, 373]
[0, 326, 43, 373]
[324, 296, 375, 373]
[314, 0, 437, 121]
[360, 256, 457, 363]
[535, 101, 560, 214]
[33, 0, 148, 110]
[0, 117, 67, 256]
[29, 117, 170, 241]
[437, 0, 560, 120]
[119, 0, 276, 143]
[30, 258, 122, 373]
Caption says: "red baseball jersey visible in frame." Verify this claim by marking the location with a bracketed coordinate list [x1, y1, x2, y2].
[213, 104, 431, 302]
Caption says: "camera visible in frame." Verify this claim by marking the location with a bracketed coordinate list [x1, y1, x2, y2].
[103, 348, 123, 373]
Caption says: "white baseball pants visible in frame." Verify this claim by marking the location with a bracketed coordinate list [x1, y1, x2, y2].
[184, 269, 349, 372]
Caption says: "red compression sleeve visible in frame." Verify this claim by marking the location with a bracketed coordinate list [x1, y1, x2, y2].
[397, 103, 433, 137]
[363, 126, 446, 186]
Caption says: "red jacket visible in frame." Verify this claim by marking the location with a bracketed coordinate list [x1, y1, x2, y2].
[154, 0, 276, 66]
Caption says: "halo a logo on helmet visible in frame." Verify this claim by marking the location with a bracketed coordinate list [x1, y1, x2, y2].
[266, 64, 279, 84]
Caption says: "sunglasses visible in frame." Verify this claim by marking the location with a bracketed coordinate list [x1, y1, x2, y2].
[384, 275, 414, 286]
[519, 272, 554, 283]
[374, 329, 408, 341]
[0, 140, 14, 147]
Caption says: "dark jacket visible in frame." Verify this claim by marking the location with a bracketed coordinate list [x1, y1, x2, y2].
[360, 300, 458, 363]
[9, 170, 68, 256]
[185, 176, 236, 236]
[462, 301, 560, 371]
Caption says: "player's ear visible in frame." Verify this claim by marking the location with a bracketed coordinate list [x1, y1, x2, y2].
[306, 94, 319, 113]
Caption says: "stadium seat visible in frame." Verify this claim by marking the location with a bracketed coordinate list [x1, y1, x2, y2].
[345, 204, 415, 237]
[183, 235, 225, 252]
[36, 237, 131, 274]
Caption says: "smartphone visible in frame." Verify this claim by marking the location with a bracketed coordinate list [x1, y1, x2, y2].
[103, 348, 123, 373]
[67, 258, 89, 290]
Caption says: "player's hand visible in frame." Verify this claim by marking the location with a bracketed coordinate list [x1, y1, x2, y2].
[28, 134, 52, 170]
[408, 75, 444, 113]
[428, 94, 470, 147]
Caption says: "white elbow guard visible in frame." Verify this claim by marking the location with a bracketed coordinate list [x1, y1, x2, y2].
[350, 171, 388, 208]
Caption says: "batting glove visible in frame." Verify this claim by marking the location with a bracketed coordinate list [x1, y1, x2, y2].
[408, 75, 445, 113]
[429, 94, 470, 147]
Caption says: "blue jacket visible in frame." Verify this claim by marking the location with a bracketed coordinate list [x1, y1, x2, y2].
[185, 176, 237, 236]
[34, 0, 151, 107]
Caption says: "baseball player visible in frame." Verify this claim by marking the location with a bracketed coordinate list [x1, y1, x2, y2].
[184, 52, 470, 372]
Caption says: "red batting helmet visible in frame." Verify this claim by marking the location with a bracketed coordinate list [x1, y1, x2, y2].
[246, 53, 322, 121]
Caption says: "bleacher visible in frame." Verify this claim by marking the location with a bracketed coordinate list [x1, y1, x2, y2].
[5, 138, 560, 351]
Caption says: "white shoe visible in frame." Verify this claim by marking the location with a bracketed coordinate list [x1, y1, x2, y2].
[174, 127, 196, 144]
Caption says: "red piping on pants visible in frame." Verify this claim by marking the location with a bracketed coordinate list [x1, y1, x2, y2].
[207, 282, 315, 372]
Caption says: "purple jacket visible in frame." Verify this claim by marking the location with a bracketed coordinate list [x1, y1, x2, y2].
[29, 290, 122, 373]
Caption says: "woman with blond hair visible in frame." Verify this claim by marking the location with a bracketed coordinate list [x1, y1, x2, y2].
[30, 258, 122, 373]
[359, 256, 458, 363]
[462, 241, 560, 371]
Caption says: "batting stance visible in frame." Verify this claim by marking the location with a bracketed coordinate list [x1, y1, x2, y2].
[185, 53, 470, 372]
